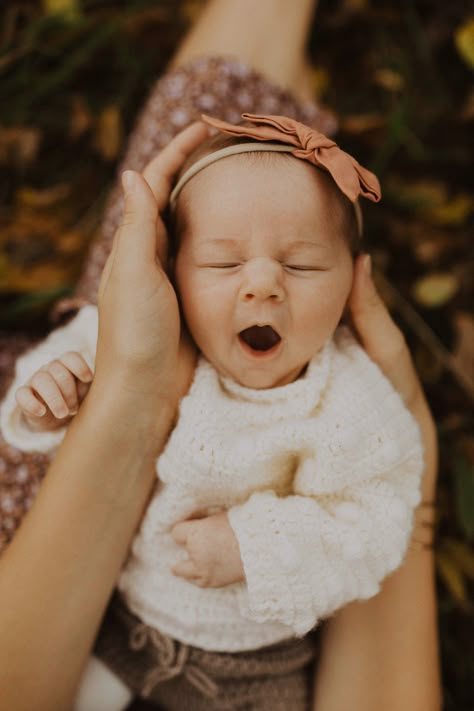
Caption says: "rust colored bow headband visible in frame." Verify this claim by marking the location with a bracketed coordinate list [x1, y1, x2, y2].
[169, 112, 381, 235]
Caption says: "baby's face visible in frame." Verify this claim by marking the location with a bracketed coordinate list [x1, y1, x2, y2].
[174, 155, 354, 389]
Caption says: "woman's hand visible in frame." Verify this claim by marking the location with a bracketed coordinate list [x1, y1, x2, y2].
[94, 121, 209, 405]
[312, 253, 441, 711]
[347, 254, 438, 505]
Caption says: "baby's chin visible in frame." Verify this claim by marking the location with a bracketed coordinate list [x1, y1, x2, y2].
[214, 362, 309, 390]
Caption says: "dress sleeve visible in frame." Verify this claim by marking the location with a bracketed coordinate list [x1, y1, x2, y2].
[0, 305, 98, 453]
[227, 406, 424, 637]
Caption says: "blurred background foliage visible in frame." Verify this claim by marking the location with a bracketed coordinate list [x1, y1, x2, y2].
[0, 0, 473, 707]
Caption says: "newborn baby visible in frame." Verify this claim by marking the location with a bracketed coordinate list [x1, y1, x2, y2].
[1, 114, 424, 710]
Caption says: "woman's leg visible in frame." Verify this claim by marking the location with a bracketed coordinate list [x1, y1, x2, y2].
[168, 0, 318, 102]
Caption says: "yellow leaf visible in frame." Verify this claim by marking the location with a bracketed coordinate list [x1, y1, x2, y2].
[424, 194, 474, 226]
[374, 68, 405, 92]
[340, 113, 385, 134]
[69, 95, 93, 139]
[412, 272, 459, 308]
[385, 177, 448, 210]
[16, 184, 70, 208]
[309, 67, 330, 98]
[43, 0, 81, 21]
[94, 106, 122, 161]
[443, 538, 474, 579]
[455, 18, 474, 70]
[0, 126, 41, 165]
[436, 549, 468, 607]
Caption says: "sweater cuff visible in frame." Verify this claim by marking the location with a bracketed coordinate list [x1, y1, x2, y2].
[228, 492, 315, 636]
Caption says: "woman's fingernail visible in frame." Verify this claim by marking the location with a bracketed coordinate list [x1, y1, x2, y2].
[363, 254, 372, 276]
[122, 170, 136, 193]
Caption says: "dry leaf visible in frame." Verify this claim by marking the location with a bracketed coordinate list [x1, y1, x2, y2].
[443, 538, 474, 579]
[455, 18, 474, 70]
[42, 0, 81, 20]
[94, 106, 122, 161]
[424, 194, 474, 227]
[309, 67, 330, 98]
[16, 184, 70, 208]
[0, 127, 41, 165]
[340, 113, 385, 134]
[70, 95, 93, 139]
[386, 177, 448, 210]
[373, 68, 405, 92]
[412, 272, 459, 308]
[436, 549, 469, 608]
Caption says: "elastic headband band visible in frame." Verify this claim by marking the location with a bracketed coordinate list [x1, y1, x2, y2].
[169, 141, 364, 236]
[169, 142, 295, 207]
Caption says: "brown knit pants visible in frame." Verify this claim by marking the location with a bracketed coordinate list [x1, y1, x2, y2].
[95, 594, 321, 711]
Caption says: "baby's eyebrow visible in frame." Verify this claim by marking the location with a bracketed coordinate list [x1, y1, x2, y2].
[200, 238, 240, 248]
[285, 240, 330, 251]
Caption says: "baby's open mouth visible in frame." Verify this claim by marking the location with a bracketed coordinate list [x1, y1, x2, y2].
[238, 325, 281, 352]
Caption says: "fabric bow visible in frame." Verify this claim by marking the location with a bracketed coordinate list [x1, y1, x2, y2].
[201, 112, 381, 204]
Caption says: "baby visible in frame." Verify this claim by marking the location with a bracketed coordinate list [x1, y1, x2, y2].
[0, 114, 424, 710]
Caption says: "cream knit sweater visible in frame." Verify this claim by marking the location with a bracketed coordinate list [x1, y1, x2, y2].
[1, 305, 423, 652]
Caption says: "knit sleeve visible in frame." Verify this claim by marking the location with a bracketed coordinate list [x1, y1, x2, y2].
[227, 395, 424, 637]
[0, 305, 98, 453]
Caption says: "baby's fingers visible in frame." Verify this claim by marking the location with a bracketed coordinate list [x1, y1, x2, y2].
[15, 386, 47, 418]
[28, 367, 73, 419]
[58, 351, 93, 383]
[171, 559, 201, 582]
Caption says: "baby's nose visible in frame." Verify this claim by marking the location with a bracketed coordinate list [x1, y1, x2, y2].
[238, 258, 285, 303]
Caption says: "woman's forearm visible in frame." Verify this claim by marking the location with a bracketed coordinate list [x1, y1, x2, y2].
[0, 381, 174, 711]
[313, 393, 442, 711]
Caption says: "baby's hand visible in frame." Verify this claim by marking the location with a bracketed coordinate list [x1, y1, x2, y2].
[171, 512, 245, 588]
[15, 351, 93, 432]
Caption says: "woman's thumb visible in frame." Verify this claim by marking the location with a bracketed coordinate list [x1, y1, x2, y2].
[348, 254, 405, 362]
[115, 170, 159, 266]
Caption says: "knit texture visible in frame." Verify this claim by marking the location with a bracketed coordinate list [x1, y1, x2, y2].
[0, 305, 423, 652]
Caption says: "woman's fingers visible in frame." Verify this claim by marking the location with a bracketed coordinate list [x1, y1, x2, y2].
[142, 121, 210, 211]
[348, 254, 421, 405]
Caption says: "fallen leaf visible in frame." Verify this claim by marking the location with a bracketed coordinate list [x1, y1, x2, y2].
[309, 67, 330, 98]
[373, 68, 405, 92]
[424, 194, 474, 227]
[339, 113, 385, 134]
[443, 538, 474, 579]
[455, 18, 474, 70]
[0, 127, 42, 165]
[69, 95, 93, 139]
[436, 549, 469, 608]
[412, 272, 459, 308]
[42, 0, 81, 20]
[94, 106, 122, 161]
[385, 177, 448, 211]
[16, 184, 70, 208]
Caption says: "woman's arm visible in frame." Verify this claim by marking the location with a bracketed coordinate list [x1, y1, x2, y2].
[0, 122, 209, 711]
[312, 254, 441, 711]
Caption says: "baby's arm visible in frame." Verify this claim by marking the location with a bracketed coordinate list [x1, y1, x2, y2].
[15, 351, 93, 433]
[1, 305, 196, 453]
[0, 305, 99, 452]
